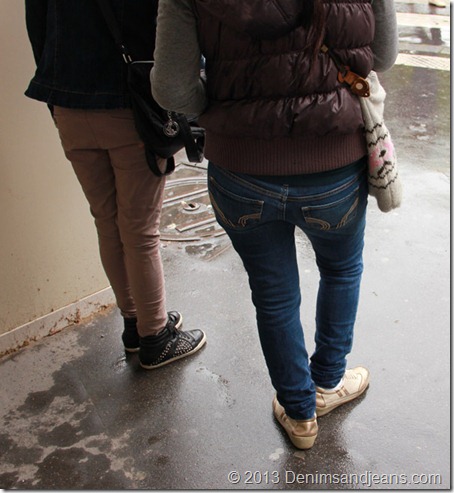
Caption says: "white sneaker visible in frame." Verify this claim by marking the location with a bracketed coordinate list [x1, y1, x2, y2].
[316, 366, 370, 416]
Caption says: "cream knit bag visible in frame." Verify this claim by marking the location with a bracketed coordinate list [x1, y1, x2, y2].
[322, 45, 402, 212]
[359, 71, 402, 212]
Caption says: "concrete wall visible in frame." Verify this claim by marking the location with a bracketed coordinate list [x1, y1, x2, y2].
[0, 2, 113, 354]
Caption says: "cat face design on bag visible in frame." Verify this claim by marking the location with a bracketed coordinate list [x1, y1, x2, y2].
[369, 137, 395, 175]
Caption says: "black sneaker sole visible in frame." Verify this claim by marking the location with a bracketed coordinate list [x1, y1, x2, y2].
[139, 332, 206, 370]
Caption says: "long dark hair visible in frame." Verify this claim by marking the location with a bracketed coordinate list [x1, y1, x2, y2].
[300, 0, 326, 62]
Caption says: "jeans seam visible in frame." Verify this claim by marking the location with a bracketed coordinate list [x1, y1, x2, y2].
[214, 164, 363, 204]
[215, 166, 283, 200]
[337, 196, 359, 229]
[208, 185, 263, 230]
[287, 172, 362, 202]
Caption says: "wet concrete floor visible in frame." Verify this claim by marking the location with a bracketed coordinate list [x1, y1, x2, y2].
[0, 5, 450, 490]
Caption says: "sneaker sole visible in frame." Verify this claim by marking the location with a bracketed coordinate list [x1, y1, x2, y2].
[124, 346, 140, 354]
[316, 379, 370, 417]
[290, 434, 316, 450]
[139, 331, 206, 370]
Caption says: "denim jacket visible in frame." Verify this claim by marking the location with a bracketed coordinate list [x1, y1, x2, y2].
[25, 0, 158, 109]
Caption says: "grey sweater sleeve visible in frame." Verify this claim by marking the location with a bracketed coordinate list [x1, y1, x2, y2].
[151, 0, 207, 115]
[371, 0, 399, 72]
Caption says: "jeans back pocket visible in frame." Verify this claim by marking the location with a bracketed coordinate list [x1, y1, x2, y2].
[301, 185, 360, 231]
[208, 176, 264, 231]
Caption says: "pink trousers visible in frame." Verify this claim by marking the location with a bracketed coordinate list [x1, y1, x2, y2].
[53, 107, 168, 336]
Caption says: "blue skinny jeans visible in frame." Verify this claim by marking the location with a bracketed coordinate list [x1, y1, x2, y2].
[208, 158, 368, 420]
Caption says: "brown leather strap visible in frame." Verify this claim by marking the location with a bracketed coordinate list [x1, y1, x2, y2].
[321, 44, 370, 98]
[338, 69, 370, 97]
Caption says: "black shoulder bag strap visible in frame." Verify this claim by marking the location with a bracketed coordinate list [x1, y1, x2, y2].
[95, 0, 203, 169]
[96, 0, 132, 63]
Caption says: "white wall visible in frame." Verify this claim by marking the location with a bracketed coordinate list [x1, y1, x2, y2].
[0, 2, 112, 352]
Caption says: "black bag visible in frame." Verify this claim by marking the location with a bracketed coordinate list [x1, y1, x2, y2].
[96, 0, 205, 176]
[127, 61, 205, 175]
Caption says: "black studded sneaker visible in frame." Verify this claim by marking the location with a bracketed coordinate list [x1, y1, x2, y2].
[122, 311, 183, 353]
[122, 317, 140, 353]
[139, 315, 206, 369]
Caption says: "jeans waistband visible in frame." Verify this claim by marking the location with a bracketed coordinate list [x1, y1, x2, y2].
[241, 156, 367, 187]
